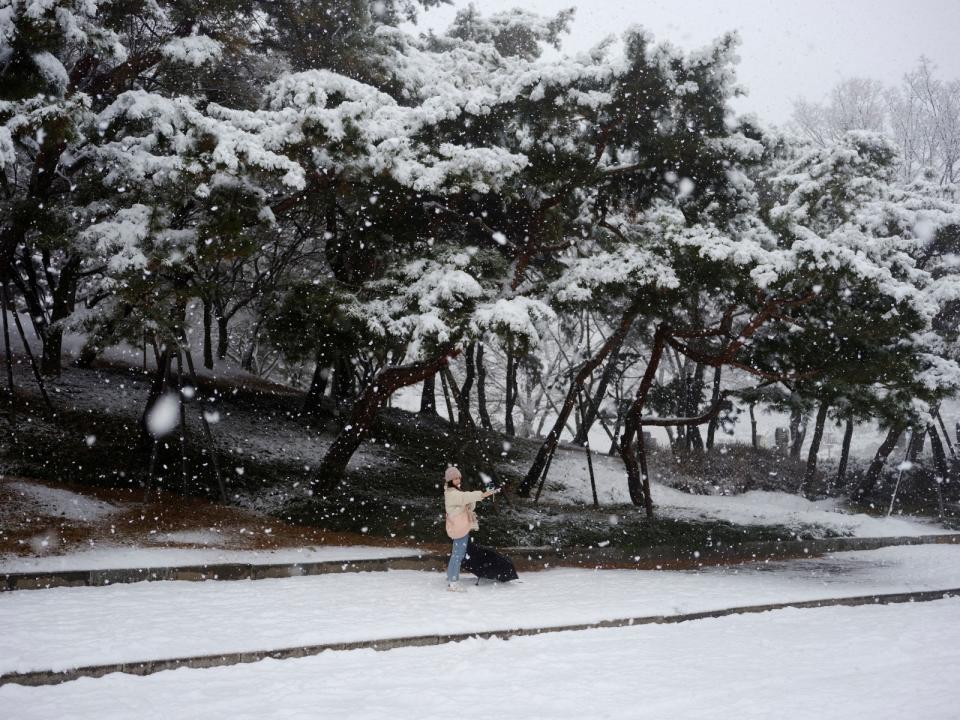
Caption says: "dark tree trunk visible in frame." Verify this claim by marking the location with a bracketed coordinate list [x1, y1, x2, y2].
[7, 291, 53, 414]
[801, 401, 830, 490]
[1, 282, 15, 422]
[907, 427, 926, 462]
[476, 342, 492, 430]
[504, 353, 516, 437]
[519, 300, 642, 496]
[457, 343, 476, 428]
[179, 345, 227, 501]
[37, 255, 80, 376]
[302, 351, 329, 420]
[620, 323, 671, 516]
[836, 416, 854, 487]
[439, 368, 456, 424]
[241, 333, 257, 372]
[316, 351, 459, 483]
[203, 299, 214, 370]
[572, 332, 626, 446]
[332, 354, 354, 415]
[174, 350, 189, 490]
[577, 388, 600, 508]
[149, 334, 162, 368]
[859, 425, 905, 496]
[687, 365, 706, 451]
[140, 348, 171, 452]
[928, 424, 948, 518]
[705, 366, 723, 450]
[216, 315, 229, 360]
[442, 366, 474, 428]
[934, 409, 956, 458]
[420, 373, 437, 415]
[749, 402, 758, 450]
[40, 325, 64, 376]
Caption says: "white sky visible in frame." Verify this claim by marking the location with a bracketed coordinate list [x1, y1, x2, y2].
[414, 0, 960, 125]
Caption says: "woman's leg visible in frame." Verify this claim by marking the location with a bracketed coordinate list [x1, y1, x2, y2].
[446, 534, 470, 583]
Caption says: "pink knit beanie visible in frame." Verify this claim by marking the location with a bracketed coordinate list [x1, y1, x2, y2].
[444, 466, 461, 483]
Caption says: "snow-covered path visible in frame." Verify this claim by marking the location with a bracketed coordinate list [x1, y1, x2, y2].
[3, 544, 960, 676]
[0, 544, 426, 574]
[4, 598, 959, 720]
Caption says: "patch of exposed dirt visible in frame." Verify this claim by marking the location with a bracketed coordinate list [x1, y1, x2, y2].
[0, 475, 445, 559]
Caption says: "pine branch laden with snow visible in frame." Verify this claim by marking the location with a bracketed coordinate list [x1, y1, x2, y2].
[759, 131, 960, 425]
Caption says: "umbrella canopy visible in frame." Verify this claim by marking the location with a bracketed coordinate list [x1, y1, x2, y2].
[461, 539, 519, 582]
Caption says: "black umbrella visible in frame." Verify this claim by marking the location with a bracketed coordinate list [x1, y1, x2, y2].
[460, 538, 519, 583]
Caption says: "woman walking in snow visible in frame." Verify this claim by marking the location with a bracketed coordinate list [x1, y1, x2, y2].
[443, 466, 497, 592]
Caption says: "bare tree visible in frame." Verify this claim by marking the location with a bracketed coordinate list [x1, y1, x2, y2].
[792, 78, 887, 146]
[794, 59, 960, 185]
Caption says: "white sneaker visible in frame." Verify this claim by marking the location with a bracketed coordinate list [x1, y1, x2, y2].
[447, 582, 466, 593]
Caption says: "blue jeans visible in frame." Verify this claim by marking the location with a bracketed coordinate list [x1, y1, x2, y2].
[447, 534, 469, 583]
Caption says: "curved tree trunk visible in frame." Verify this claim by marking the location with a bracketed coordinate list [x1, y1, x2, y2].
[420, 373, 437, 415]
[315, 350, 459, 484]
[439, 368, 456, 424]
[749, 401, 758, 450]
[934, 409, 956, 458]
[858, 424, 905, 497]
[620, 323, 671, 515]
[572, 332, 626, 445]
[801, 401, 830, 491]
[518, 301, 642, 496]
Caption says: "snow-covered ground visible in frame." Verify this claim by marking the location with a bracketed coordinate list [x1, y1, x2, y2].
[3, 598, 958, 720]
[3, 544, 959, 676]
[0, 476, 427, 573]
[4, 480, 120, 523]
[543, 447, 949, 537]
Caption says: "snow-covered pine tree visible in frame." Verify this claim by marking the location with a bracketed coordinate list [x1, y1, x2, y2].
[0, 0, 295, 373]
[763, 131, 960, 494]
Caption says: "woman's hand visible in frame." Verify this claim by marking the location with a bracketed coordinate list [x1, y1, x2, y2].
[482, 488, 499, 499]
